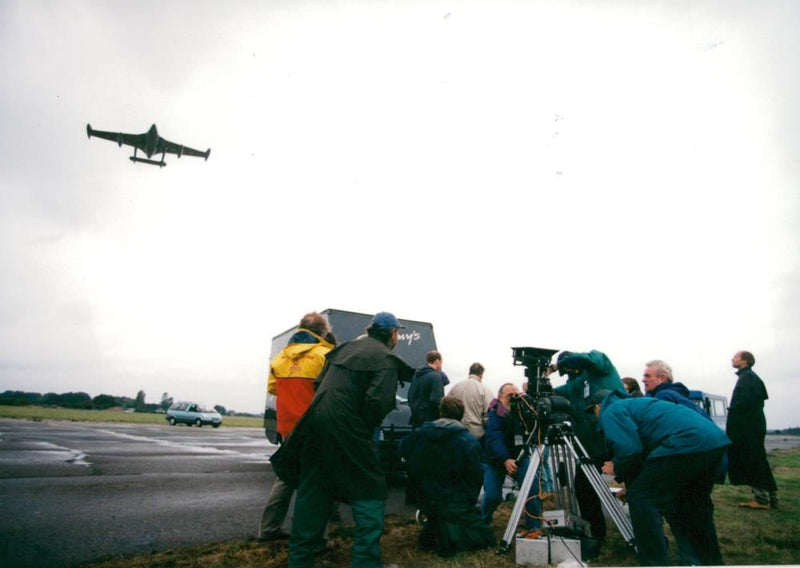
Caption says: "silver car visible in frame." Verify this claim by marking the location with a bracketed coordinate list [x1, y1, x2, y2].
[166, 401, 222, 428]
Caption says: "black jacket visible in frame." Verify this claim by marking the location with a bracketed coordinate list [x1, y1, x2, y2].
[727, 366, 775, 489]
[408, 366, 445, 427]
[271, 336, 410, 501]
[400, 418, 483, 512]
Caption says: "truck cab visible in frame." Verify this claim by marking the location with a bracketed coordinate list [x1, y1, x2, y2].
[688, 390, 728, 430]
[264, 309, 437, 474]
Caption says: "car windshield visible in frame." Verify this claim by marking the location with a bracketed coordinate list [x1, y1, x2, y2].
[195, 404, 215, 413]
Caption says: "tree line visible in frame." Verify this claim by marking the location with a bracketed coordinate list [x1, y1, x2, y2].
[0, 390, 241, 416]
[1, 390, 171, 413]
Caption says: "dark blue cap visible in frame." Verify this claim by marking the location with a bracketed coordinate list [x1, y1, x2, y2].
[585, 389, 612, 412]
[371, 311, 405, 330]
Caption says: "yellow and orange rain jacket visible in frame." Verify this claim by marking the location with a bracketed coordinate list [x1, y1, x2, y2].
[268, 329, 334, 439]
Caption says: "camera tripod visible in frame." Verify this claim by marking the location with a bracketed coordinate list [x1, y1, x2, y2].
[498, 421, 636, 554]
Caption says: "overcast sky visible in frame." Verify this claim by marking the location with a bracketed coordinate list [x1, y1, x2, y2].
[2, 1, 798, 427]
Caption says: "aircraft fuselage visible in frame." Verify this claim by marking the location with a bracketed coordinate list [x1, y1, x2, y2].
[144, 124, 160, 157]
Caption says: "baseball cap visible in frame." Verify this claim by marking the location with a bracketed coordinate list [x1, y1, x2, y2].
[371, 311, 405, 330]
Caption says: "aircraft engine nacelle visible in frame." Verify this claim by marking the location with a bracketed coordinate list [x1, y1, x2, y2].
[178, 145, 184, 158]
[117, 133, 122, 147]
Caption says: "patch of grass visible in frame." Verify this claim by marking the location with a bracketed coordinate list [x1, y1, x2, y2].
[0, 406, 262, 427]
[83, 448, 800, 567]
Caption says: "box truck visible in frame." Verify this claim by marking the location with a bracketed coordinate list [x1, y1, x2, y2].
[264, 309, 437, 473]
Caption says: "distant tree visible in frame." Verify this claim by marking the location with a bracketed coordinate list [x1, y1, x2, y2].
[214, 405, 227, 416]
[92, 394, 119, 410]
[134, 390, 146, 412]
[40, 392, 61, 406]
[160, 393, 173, 411]
[41, 392, 91, 409]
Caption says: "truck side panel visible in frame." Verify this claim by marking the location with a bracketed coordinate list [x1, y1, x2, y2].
[263, 309, 437, 475]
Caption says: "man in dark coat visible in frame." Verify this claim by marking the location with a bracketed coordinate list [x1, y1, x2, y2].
[408, 350, 446, 427]
[273, 312, 411, 568]
[727, 350, 778, 509]
[400, 396, 495, 556]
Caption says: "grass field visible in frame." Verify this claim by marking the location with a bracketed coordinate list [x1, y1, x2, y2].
[0, 405, 263, 428]
[82, 449, 798, 567]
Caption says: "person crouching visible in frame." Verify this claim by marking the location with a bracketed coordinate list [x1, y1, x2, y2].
[400, 396, 496, 557]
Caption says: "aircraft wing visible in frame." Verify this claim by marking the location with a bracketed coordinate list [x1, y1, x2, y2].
[161, 138, 211, 160]
[86, 125, 146, 150]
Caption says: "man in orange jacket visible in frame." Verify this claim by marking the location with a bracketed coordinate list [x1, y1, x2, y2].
[259, 312, 335, 541]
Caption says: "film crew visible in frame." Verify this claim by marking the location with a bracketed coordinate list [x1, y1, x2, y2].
[448, 362, 494, 444]
[408, 350, 447, 428]
[481, 383, 542, 536]
[271, 311, 411, 568]
[259, 312, 335, 542]
[549, 350, 626, 544]
[728, 350, 779, 509]
[400, 395, 496, 556]
[588, 389, 729, 566]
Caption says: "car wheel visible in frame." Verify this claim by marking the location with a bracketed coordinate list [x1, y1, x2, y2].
[169, 417, 176, 426]
[195, 418, 202, 427]
[212, 423, 220, 428]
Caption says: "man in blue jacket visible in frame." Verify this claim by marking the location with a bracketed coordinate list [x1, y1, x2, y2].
[588, 389, 730, 566]
[408, 351, 447, 428]
[642, 359, 708, 416]
[481, 383, 541, 536]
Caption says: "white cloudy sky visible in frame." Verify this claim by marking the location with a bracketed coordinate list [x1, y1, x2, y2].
[1, 1, 798, 427]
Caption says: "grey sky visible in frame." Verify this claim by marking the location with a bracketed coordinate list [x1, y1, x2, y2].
[1, 1, 798, 427]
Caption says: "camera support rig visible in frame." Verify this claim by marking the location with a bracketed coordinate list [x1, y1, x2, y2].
[499, 421, 636, 554]
[499, 347, 636, 557]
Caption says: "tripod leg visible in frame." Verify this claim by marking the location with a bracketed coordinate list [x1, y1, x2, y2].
[498, 446, 542, 553]
[563, 436, 636, 547]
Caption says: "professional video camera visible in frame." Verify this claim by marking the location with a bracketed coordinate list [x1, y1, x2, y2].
[509, 347, 573, 437]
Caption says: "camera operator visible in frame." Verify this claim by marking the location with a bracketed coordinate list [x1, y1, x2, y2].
[548, 350, 626, 544]
[481, 383, 542, 536]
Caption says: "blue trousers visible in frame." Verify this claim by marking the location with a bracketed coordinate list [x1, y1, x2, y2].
[626, 448, 725, 566]
[481, 457, 541, 530]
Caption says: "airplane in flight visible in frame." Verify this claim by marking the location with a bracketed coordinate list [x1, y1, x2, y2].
[86, 123, 210, 167]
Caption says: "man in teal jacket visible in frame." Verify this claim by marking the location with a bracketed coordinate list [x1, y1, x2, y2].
[552, 350, 626, 543]
[588, 389, 730, 566]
